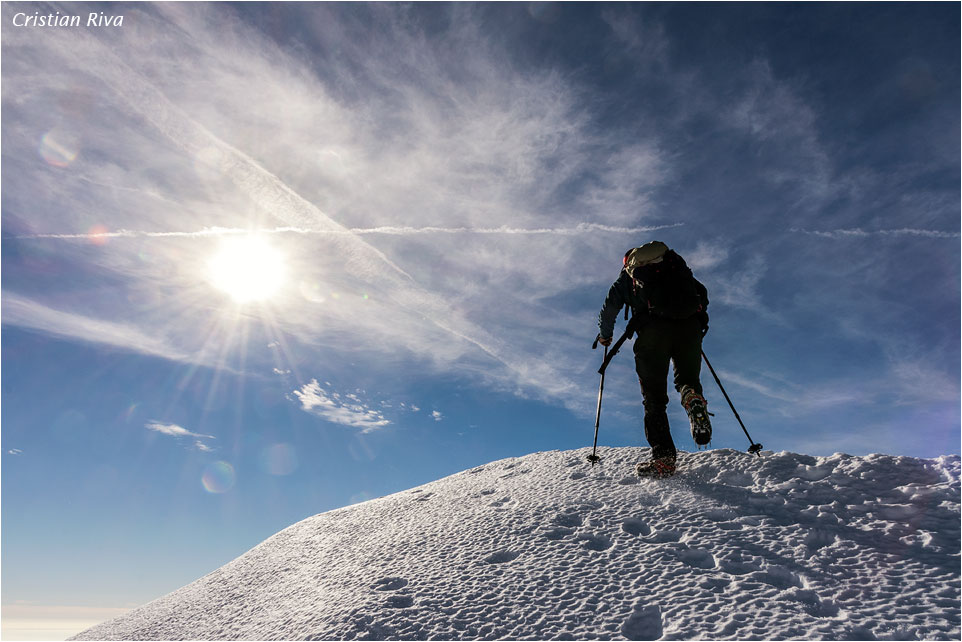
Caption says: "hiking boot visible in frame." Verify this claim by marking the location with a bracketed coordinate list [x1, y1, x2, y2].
[635, 457, 676, 478]
[681, 385, 712, 447]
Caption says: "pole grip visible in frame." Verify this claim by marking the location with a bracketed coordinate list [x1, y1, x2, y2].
[597, 318, 638, 374]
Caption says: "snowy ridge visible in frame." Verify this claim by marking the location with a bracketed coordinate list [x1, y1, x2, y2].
[73, 448, 960, 641]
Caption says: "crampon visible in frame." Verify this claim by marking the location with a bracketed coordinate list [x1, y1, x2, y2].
[681, 386, 713, 449]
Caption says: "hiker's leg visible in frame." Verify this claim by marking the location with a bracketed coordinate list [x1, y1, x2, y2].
[634, 320, 677, 461]
[672, 315, 704, 396]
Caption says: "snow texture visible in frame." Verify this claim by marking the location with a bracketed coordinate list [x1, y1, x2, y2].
[73, 448, 960, 641]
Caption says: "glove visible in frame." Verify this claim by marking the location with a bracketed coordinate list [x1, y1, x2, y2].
[697, 310, 709, 336]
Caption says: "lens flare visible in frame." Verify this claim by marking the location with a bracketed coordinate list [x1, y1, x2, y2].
[201, 461, 235, 493]
[298, 280, 327, 303]
[39, 130, 79, 167]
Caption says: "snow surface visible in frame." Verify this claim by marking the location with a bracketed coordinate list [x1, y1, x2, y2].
[73, 448, 960, 641]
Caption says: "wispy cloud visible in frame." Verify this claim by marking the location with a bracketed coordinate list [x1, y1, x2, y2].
[683, 241, 730, 271]
[705, 254, 782, 322]
[292, 380, 391, 432]
[716, 369, 860, 414]
[431, 411, 443, 422]
[145, 422, 209, 438]
[2, 293, 194, 364]
[145, 422, 215, 451]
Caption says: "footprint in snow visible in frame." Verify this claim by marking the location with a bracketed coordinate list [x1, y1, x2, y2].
[484, 550, 520, 564]
[649, 529, 682, 543]
[622, 518, 651, 537]
[372, 577, 409, 591]
[678, 547, 716, 569]
[552, 512, 583, 528]
[543, 528, 575, 540]
[577, 533, 612, 551]
[385, 595, 414, 609]
[621, 603, 663, 641]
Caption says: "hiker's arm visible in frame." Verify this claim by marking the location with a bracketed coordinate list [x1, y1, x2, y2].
[597, 274, 629, 341]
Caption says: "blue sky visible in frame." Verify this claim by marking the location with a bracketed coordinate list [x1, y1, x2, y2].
[2, 1, 959, 635]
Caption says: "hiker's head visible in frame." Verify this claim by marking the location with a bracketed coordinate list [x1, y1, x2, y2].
[625, 241, 669, 278]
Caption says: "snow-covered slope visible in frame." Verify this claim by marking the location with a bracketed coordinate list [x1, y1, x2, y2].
[73, 448, 960, 641]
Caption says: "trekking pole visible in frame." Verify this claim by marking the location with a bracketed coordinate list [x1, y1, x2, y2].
[587, 318, 640, 465]
[701, 350, 763, 456]
[596, 317, 637, 375]
[587, 340, 607, 466]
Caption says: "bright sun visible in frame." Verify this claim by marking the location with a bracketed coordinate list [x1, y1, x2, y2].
[208, 236, 287, 303]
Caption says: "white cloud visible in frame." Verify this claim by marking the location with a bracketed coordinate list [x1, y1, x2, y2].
[292, 380, 391, 432]
[145, 422, 215, 451]
[431, 411, 443, 422]
[706, 255, 778, 320]
[2, 293, 194, 365]
[683, 241, 730, 271]
[8, 449, 23, 456]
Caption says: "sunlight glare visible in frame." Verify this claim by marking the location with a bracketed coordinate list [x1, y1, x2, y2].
[208, 235, 287, 303]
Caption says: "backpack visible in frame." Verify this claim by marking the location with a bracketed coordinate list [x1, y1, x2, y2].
[627, 248, 704, 320]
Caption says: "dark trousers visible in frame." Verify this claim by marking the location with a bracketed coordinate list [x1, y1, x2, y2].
[632, 315, 704, 461]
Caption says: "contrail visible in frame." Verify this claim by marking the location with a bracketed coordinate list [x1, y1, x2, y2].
[792, 227, 958, 239]
[12, 222, 683, 241]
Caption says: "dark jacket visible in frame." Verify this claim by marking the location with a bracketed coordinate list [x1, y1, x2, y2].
[598, 250, 708, 339]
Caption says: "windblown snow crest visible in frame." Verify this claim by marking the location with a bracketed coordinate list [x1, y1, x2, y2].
[73, 448, 960, 641]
